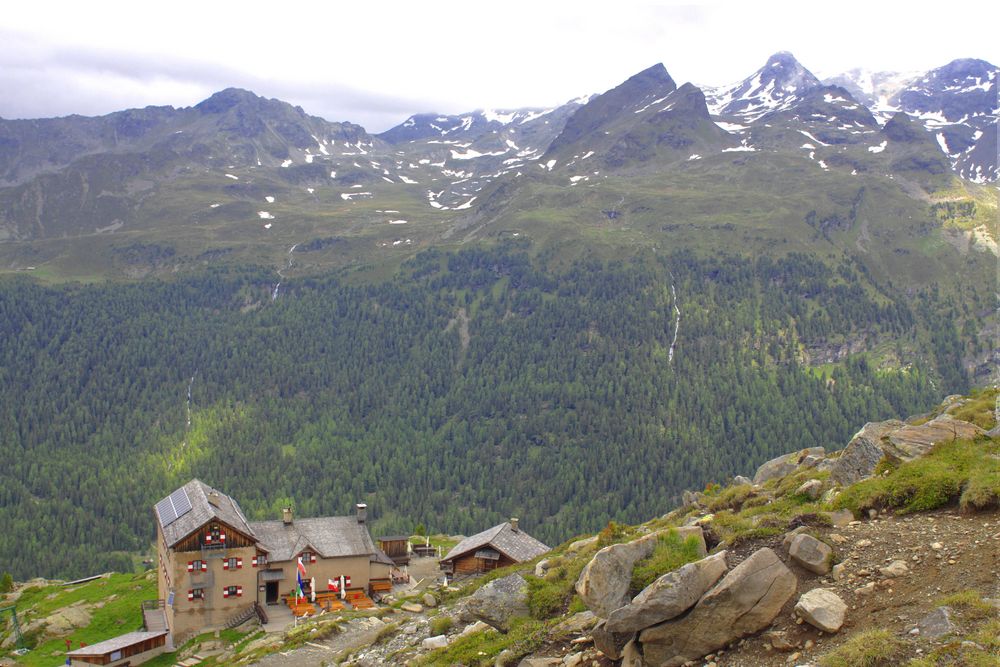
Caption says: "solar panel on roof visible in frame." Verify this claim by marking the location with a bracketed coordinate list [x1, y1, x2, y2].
[156, 488, 192, 527]
[155, 496, 177, 526]
[169, 488, 192, 519]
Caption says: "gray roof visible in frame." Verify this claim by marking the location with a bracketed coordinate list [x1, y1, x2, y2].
[370, 548, 395, 566]
[441, 522, 549, 564]
[155, 479, 255, 548]
[249, 516, 377, 562]
[66, 631, 167, 657]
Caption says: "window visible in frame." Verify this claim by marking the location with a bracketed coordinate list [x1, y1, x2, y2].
[223, 557, 242, 570]
[187, 560, 207, 572]
[222, 585, 243, 598]
[187, 588, 205, 601]
[252, 554, 267, 567]
[300, 551, 316, 564]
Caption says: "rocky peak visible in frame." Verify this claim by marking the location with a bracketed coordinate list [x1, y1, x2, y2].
[882, 111, 924, 142]
[706, 51, 821, 121]
[194, 88, 267, 114]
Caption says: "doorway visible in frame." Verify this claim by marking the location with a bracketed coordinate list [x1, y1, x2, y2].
[265, 581, 278, 605]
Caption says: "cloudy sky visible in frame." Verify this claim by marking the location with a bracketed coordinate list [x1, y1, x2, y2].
[2, 1, 998, 132]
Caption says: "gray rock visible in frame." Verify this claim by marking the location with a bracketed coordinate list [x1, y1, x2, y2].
[795, 479, 823, 500]
[673, 525, 708, 557]
[879, 560, 908, 578]
[591, 620, 634, 660]
[781, 526, 810, 552]
[883, 415, 985, 462]
[577, 532, 659, 617]
[829, 420, 904, 486]
[788, 533, 833, 575]
[422, 634, 449, 649]
[621, 639, 644, 667]
[987, 425, 1000, 438]
[552, 611, 597, 636]
[422, 592, 438, 608]
[605, 551, 728, 633]
[753, 447, 825, 484]
[801, 454, 825, 468]
[917, 606, 956, 639]
[795, 588, 847, 633]
[825, 509, 854, 527]
[467, 574, 530, 632]
[733, 475, 752, 486]
[566, 535, 599, 554]
[401, 602, 423, 613]
[534, 558, 551, 577]
[638, 548, 797, 667]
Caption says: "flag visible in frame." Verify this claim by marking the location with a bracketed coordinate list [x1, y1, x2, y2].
[297, 557, 307, 577]
[328, 578, 338, 592]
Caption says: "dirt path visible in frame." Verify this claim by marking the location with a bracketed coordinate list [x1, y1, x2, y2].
[248, 619, 386, 667]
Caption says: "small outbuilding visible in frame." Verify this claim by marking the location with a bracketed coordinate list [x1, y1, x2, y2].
[66, 630, 168, 666]
[377, 535, 411, 565]
[439, 519, 549, 579]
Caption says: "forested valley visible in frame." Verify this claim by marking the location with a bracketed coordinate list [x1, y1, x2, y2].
[0, 244, 982, 580]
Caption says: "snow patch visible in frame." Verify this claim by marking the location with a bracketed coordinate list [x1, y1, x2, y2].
[868, 141, 887, 153]
[225, 173, 239, 180]
[281, 159, 293, 168]
[714, 121, 748, 133]
[265, 196, 275, 203]
[399, 175, 419, 184]
[258, 211, 275, 219]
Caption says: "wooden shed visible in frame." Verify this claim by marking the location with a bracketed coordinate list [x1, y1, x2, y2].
[66, 630, 168, 666]
[377, 535, 411, 565]
[439, 519, 549, 579]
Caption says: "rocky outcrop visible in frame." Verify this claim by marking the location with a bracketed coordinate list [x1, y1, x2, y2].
[591, 620, 633, 660]
[636, 548, 797, 666]
[883, 415, 985, 462]
[466, 573, 529, 631]
[830, 415, 985, 486]
[753, 447, 825, 484]
[917, 606, 956, 639]
[788, 533, 833, 575]
[795, 588, 846, 633]
[605, 551, 728, 633]
[829, 420, 904, 485]
[576, 527, 705, 618]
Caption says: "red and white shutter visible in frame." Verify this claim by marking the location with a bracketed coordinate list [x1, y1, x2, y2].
[237, 586, 243, 597]
[223, 560, 229, 570]
[344, 575, 351, 588]
[187, 561, 194, 572]
[310, 553, 317, 563]
[205, 534, 212, 544]
[187, 590, 194, 600]
[236, 558, 243, 569]
[222, 588, 229, 598]
[251, 556, 258, 567]
[202, 562, 208, 572]
[220, 533, 226, 543]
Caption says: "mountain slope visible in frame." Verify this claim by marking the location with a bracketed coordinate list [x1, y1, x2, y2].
[706, 52, 822, 121]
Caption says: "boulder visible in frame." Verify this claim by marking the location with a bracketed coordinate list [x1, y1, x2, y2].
[753, 447, 825, 484]
[566, 535, 599, 554]
[733, 475, 753, 486]
[467, 574, 530, 632]
[401, 602, 424, 613]
[605, 551, 728, 633]
[621, 639, 644, 667]
[829, 420, 904, 486]
[917, 606, 956, 639]
[422, 634, 449, 650]
[552, 610, 597, 636]
[422, 593, 438, 608]
[534, 558, 551, 577]
[788, 534, 833, 575]
[460, 620, 492, 636]
[794, 588, 847, 633]
[824, 509, 854, 528]
[781, 526, 810, 552]
[577, 529, 702, 618]
[883, 415, 985, 462]
[591, 620, 634, 660]
[879, 560, 908, 578]
[637, 548, 797, 667]
[795, 479, 823, 500]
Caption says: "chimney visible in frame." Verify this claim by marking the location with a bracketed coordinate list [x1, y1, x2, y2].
[356, 503, 367, 524]
[510, 517, 519, 532]
[282, 507, 293, 525]
[207, 491, 221, 507]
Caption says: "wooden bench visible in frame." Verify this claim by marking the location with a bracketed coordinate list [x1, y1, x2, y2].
[346, 590, 375, 610]
[370, 579, 392, 593]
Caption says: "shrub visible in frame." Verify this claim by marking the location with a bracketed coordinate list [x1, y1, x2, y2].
[819, 628, 904, 666]
[630, 529, 705, 592]
[429, 615, 453, 636]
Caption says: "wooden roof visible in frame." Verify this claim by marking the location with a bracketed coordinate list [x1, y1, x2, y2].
[440, 521, 549, 564]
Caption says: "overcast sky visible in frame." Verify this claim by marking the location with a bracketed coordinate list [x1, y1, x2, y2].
[2, 1, 998, 132]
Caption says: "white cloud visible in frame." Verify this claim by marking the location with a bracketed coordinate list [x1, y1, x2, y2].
[1, 1, 997, 132]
